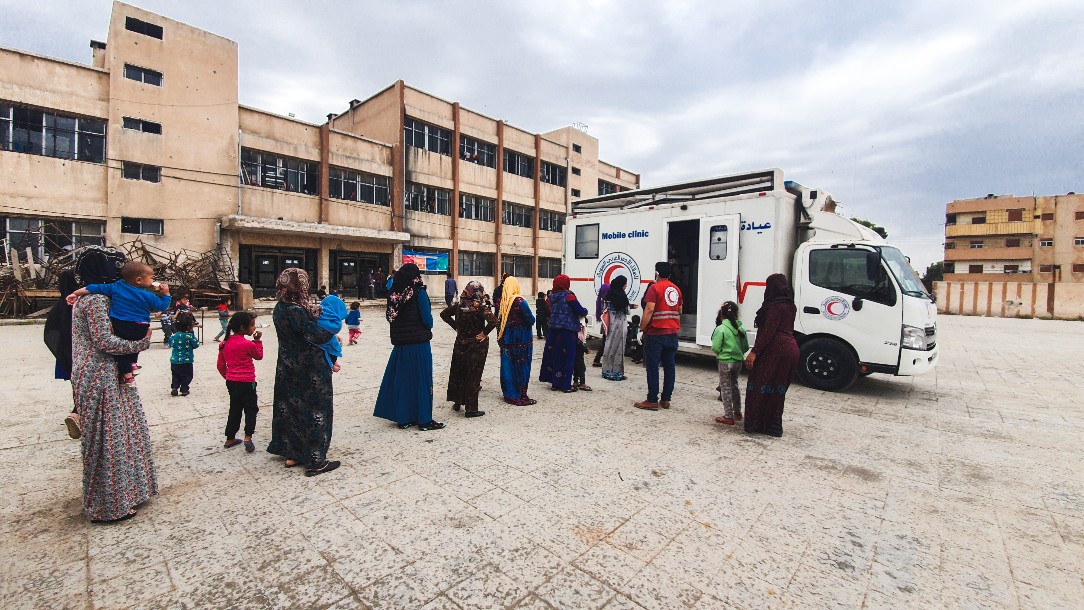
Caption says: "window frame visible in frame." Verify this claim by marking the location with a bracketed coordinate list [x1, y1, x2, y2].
[122, 161, 161, 183]
[120, 216, 163, 236]
[540, 161, 567, 187]
[328, 166, 390, 206]
[538, 257, 562, 279]
[1039, 239, 1053, 247]
[123, 63, 163, 86]
[404, 182, 451, 215]
[458, 250, 495, 277]
[539, 209, 565, 233]
[598, 179, 620, 196]
[807, 248, 897, 306]
[458, 135, 496, 168]
[968, 264, 984, 274]
[0, 103, 105, 163]
[575, 223, 600, 259]
[125, 16, 163, 39]
[121, 116, 162, 135]
[459, 193, 495, 222]
[502, 202, 533, 229]
[240, 148, 318, 195]
[500, 254, 532, 278]
[502, 149, 534, 179]
[404, 117, 452, 156]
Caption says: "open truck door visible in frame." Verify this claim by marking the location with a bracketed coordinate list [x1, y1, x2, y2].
[695, 215, 740, 346]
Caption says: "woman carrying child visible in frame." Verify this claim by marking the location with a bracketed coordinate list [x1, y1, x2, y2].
[539, 274, 588, 393]
[217, 312, 264, 452]
[711, 301, 749, 426]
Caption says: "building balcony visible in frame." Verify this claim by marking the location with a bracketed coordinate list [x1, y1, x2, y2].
[945, 221, 1033, 237]
[944, 246, 1033, 261]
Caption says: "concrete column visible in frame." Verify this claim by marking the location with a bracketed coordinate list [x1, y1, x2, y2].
[319, 123, 330, 224]
[532, 134, 542, 296]
[495, 121, 505, 287]
[451, 103, 461, 277]
[392, 81, 406, 233]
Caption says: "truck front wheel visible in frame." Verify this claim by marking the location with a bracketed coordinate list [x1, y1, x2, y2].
[797, 338, 858, 392]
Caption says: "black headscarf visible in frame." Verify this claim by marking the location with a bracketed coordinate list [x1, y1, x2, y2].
[44, 246, 126, 379]
[386, 263, 425, 321]
[754, 273, 795, 328]
[606, 275, 631, 314]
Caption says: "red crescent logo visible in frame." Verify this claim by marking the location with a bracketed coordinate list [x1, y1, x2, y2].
[826, 301, 841, 316]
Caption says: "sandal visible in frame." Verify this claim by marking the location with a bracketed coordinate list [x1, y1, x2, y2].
[397, 422, 416, 430]
[92, 509, 137, 524]
[523, 398, 537, 406]
[224, 439, 242, 449]
[418, 421, 446, 431]
[304, 460, 341, 477]
[715, 416, 735, 426]
[578, 384, 593, 392]
[244, 440, 255, 453]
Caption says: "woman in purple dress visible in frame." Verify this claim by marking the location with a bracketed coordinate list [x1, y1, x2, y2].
[743, 273, 800, 437]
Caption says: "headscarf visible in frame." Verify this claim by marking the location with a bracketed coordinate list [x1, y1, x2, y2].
[755, 273, 795, 327]
[497, 276, 524, 340]
[552, 274, 571, 292]
[275, 268, 313, 314]
[595, 283, 610, 319]
[607, 275, 630, 314]
[459, 281, 487, 313]
[387, 263, 424, 322]
[45, 246, 126, 379]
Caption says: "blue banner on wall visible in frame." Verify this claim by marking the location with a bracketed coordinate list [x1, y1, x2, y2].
[402, 250, 448, 272]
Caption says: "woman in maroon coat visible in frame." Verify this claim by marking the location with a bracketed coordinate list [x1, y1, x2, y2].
[743, 273, 799, 437]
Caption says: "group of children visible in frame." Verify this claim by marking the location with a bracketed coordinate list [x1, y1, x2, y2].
[66, 264, 365, 453]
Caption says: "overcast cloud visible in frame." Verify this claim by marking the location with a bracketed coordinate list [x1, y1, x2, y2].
[3, 0, 1082, 271]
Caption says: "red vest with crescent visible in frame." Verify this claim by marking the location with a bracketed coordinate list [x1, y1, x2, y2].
[645, 279, 682, 335]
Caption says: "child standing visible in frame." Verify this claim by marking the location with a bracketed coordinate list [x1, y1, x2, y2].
[711, 301, 750, 426]
[212, 297, 231, 342]
[168, 313, 200, 396]
[66, 261, 171, 385]
[316, 295, 347, 372]
[217, 312, 264, 452]
[346, 301, 362, 345]
[535, 292, 549, 339]
[572, 317, 592, 391]
[159, 307, 174, 346]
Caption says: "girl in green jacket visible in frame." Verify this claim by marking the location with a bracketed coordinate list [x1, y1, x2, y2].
[711, 301, 750, 426]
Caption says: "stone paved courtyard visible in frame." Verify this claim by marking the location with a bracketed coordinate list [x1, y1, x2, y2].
[1, 312, 1082, 609]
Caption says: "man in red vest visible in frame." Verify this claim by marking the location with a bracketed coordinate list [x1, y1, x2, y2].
[635, 261, 683, 411]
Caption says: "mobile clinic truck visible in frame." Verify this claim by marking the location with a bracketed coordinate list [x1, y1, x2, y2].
[563, 168, 938, 391]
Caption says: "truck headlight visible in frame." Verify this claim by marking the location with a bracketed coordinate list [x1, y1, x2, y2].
[901, 325, 927, 350]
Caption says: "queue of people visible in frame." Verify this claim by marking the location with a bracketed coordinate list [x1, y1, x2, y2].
[49, 248, 799, 524]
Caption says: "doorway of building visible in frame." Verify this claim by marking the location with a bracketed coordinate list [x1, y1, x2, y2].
[331, 250, 389, 299]
[239, 246, 317, 297]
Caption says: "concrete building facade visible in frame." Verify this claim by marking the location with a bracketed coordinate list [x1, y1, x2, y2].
[0, 2, 638, 297]
[943, 193, 1084, 283]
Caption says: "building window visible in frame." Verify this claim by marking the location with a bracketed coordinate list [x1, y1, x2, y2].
[2, 218, 106, 261]
[540, 161, 566, 187]
[459, 193, 495, 222]
[122, 162, 161, 183]
[1039, 264, 1053, 273]
[598, 180, 620, 196]
[404, 117, 451, 156]
[1004, 264, 1019, 273]
[404, 182, 450, 215]
[575, 223, 599, 259]
[571, 167, 581, 176]
[121, 116, 161, 135]
[970, 215, 986, 225]
[945, 214, 956, 226]
[968, 264, 983, 274]
[1075, 237, 1084, 246]
[1073, 264, 1084, 273]
[458, 251, 494, 277]
[572, 143, 582, 153]
[240, 148, 318, 195]
[502, 202, 533, 228]
[1077, 211, 1084, 220]
[1040, 239, 1053, 247]
[503, 149, 534, 178]
[571, 188, 581, 198]
[1007, 209, 1023, 222]
[944, 263, 955, 274]
[125, 16, 163, 39]
[501, 254, 532, 278]
[539, 257, 562, 279]
[539, 209, 565, 233]
[1005, 238, 1021, 247]
[944, 242, 956, 249]
[328, 167, 390, 206]
[0, 103, 105, 163]
[121, 217, 163, 235]
[968, 240, 983, 249]
[1041, 213, 1054, 221]
[123, 64, 163, 86]
[809, 249, 896, 306]
[459, 136, 496, 167]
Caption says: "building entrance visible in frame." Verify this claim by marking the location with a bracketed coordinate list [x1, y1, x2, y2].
[239, 246, 318, 296]
[331, 250, 389, 299]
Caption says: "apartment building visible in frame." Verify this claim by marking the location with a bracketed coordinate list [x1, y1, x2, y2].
[943, 193, 1084, 283]
[0, 2, 639, 297]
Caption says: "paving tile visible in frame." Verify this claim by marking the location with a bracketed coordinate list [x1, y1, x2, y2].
[447, 568, 530, 609]
[534, 565, 617, 610]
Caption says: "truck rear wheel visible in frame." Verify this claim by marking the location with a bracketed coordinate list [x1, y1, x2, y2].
[797, 338, 858, 392]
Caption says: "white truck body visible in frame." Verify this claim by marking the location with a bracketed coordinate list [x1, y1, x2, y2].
[563, 169, 938, 391]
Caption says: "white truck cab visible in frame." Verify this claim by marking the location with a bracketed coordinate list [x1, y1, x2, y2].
[565, 169, 938, 392]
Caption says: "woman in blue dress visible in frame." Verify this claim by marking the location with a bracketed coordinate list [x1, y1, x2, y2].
[539, 274, 589, 392]
[373, 264, 445, 431]
[498, 277, 537, 406]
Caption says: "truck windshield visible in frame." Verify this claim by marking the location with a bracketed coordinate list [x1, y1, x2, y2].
[880, 246, 929, 299]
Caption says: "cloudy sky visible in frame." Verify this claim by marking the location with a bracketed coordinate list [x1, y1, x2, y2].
[3, 0, 1081, 271]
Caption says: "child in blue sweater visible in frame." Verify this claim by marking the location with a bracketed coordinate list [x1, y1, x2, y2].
[316, 295, 348, 372]
[68, 261, 171, 385]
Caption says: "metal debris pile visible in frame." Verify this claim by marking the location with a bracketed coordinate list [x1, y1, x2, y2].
[1, 236, 236, 317]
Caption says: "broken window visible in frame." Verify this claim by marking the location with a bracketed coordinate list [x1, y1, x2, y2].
[540, 161, 566, 187]
[239, 148, 317, 195]
[125, 16, 163, 39]
[329, 167, 390, 206]
[502, 150, 533, 179]
[122, 162, 161, 183]
[539, 209, 564, 233]
[123, 64, 163, 86]
[122, 116, 162, 134]
[459, 193, 495, 222]
[459, 136, 496, 167]
[502, 202, 532, 229]
[404, 182, 450, 215]
[1, 102, 104, 162]
[404, 117, 451, 156]
[598, 179, 620, 196]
